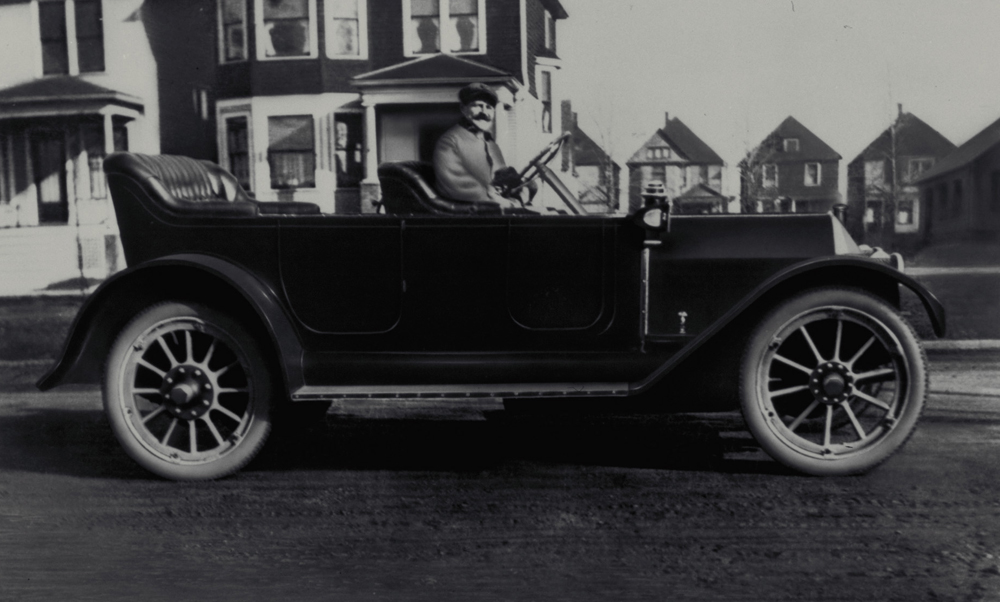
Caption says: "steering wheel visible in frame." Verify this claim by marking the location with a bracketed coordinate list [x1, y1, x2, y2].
[509, 132, 572, 195]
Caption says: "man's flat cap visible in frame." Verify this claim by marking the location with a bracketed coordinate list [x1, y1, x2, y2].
[458, 83, 498, 106]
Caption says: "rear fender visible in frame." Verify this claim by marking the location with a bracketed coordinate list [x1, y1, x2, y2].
[633, 256, 945, 395]
[37, 254, 304, 393]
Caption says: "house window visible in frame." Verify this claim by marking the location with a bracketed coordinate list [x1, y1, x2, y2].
[953, 179, 963, 218]
[699, 165, 708, 184]
[646, 148, 669, 160]
[642, 165, 665, 190]
[39, 1, 69, 75]
[258, 0, 315, 58]
[762, 163, 777, 188]
[897, 199, 914, 226]
[544, 9, 556, 52]
[326, 0, 367, 58]
[865, 160, 885, 188]
[226, 117, 251, 190]
[540, 70, 552, 134]
[268, 115, 315, 189]
[75, 0, 104, 72]
[864, 200, 881, 225]
[219, 0, 248, 62]
[192, 88, 210, 121]
[405, 0, 485, 56]
[804, 163, 821, 186]
[783, 138, 799, 153]
[907, 158, 933, 184]
[992, 171, 1000, 213]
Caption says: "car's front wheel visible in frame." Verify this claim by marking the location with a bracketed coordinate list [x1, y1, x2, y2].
[739, 288, 926, 476]
[103, 302, 273, 480]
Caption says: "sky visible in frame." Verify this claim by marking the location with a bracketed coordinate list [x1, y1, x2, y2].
[557, 0, 1000, 197]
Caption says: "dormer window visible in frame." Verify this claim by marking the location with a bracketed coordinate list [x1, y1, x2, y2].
[783, 138, 799, 152]
[404, 0, 486, 56]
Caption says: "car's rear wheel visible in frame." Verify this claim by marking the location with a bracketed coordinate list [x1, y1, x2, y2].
[739, 288, 926, 476]
[103, 302, 272, 480]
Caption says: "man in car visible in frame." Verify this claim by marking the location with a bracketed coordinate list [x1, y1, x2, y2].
[434, 83, 534, 208]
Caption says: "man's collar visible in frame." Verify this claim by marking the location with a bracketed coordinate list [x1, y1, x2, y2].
[459, 117, 494, 141]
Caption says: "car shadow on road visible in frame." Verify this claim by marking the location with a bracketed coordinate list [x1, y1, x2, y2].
[0, 407, 153, 479]
[252, 410, 792, 477]
[0, 404, 791, 479]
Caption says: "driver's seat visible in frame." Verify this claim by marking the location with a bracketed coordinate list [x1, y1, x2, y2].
[376, 161, 503, 215]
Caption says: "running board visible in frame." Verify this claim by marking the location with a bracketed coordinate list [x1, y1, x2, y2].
[291, 382, 631, 401]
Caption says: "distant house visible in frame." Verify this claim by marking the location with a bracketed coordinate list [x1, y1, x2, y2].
[915, 115, 1000, 246]
[740, 116, 841, 214]
[559, 101, 620, 214]
[626, 113, 725, 214]
[846, 106, 956, 252]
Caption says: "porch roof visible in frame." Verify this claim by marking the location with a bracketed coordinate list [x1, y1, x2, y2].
[0, 77, 144, 119]
[353, 55, 514, 88]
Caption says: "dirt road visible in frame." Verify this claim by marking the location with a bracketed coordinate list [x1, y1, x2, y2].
[1, 356, 999, 601]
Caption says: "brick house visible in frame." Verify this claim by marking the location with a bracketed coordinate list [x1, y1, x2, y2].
[846, 106, 955, 253]
[914, 115, 1000, 246]
[626, 113, 725, 214]
[208, 0, 572, 213]
[740, 116, 841, 214]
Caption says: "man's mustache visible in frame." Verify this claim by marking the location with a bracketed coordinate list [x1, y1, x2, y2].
[472, 113, 492, 122]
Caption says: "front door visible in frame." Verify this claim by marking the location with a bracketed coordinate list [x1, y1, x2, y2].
[32, 131, 68, 224]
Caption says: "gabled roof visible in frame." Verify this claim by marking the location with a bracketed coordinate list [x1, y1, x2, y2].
[0, 76, 143, 111]
[747, 116, 841, 164]
[627, 116, 724, 165]
[917, 115, 1000, 183]
[850, 112, 956, 165]
[572, 124, 617, 168]
[677, 183, 726, 199]
[353, 55, 512, 87]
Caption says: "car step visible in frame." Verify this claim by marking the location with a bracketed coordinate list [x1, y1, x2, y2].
[291, 382, 630, 401]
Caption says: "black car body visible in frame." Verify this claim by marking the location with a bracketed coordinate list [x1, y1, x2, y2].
[39, 146, 944, 480]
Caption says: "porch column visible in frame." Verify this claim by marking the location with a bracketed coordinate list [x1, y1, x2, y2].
[360, 102, 379, 213]
[103, 113, 115, 155]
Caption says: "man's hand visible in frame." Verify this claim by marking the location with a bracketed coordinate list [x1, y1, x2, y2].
[491, 167, 523, 196]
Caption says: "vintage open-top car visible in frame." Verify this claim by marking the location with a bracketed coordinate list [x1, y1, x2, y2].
[38, 135, 945, 480]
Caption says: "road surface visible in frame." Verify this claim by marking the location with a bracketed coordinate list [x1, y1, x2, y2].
[0, 354, 998, 601]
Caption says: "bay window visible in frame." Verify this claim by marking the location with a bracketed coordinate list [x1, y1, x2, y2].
[326, 0, 367, 58]
[258, 0, 316, 59]
[404, 0, 485, 56]
[268, 116, 315, 189]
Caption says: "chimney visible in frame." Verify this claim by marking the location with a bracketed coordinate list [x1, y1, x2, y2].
[561, 100, 574, 172]
[898, 103, 903, 118]
[665, 112, 670, 128]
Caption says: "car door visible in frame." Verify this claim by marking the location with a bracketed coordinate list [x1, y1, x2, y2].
[278, 215, 403, 334]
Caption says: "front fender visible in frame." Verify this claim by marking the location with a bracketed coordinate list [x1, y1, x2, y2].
[632, 256, 945, 394]
[37, 254, 304, 392]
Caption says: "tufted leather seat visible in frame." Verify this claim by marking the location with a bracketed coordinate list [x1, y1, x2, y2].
[377, 161, 506, 215]
[104, 152, 321, 216]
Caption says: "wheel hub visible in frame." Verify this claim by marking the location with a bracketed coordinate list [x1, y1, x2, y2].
[809, 362, 855, 405]
[161, 365, 213, 420]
